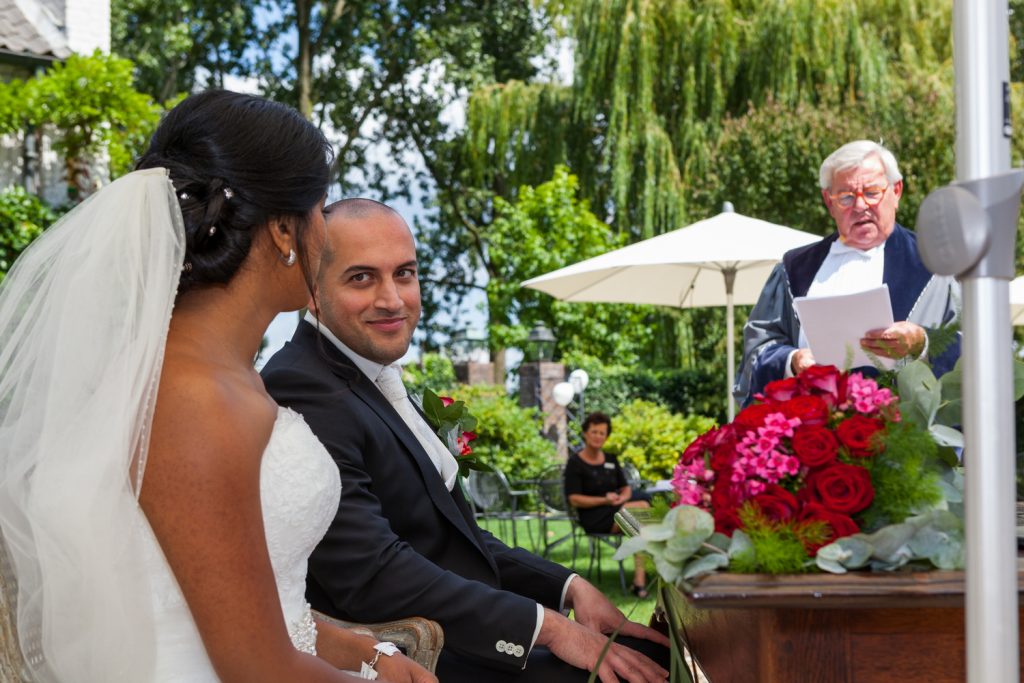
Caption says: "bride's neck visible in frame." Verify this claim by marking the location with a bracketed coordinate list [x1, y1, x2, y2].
[168, 287, 277, 367]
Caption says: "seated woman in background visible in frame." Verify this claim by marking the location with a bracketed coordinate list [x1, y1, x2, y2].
[563, 412, 652, 598]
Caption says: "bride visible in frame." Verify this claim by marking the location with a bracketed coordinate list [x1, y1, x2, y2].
[0, 91, 435, 683]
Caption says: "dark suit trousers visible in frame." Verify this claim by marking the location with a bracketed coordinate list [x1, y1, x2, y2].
[435, 636, 670, 682]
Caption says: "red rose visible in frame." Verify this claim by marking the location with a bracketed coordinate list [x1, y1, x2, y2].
[713, 506, 743, 536]
[780, 395, 830, 427]
[836, 415, 885, 457]
[752, 484, 799, 522]
[798, 502, 860, 553]
[797, 365, 846, 407]
[709, 441, 737, 475]
[735, 403, 777, 432]
[803, 463, 874, 514]
[680, 427, 721, 464]
[762, 377, 800, 402]
[457, 431, 477, 456]
[791, 425, 839, 468]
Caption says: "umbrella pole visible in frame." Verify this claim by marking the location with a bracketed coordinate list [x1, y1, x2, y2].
[724, 268, 736, 421]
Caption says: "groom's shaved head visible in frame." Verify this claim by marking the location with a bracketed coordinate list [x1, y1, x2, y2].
[324, 198, 400, 220]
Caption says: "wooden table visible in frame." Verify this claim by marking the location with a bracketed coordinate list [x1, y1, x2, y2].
[675, 565, 1024, 683]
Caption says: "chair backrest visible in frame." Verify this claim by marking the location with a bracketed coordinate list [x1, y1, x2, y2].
[465, 470, 503, 511]
[535, 464, 568, 514]
[622, 461, 643, 490]
[0, 536, 31, 682]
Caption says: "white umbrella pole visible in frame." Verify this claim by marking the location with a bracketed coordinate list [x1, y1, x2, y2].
[724, 268, 736, 421]
[953, 1, 1018, 681]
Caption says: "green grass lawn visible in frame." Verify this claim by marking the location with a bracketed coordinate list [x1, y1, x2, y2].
[478, 516, 658, 625]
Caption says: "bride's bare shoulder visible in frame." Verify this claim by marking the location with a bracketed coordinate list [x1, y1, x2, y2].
[144, 349, 278, 490]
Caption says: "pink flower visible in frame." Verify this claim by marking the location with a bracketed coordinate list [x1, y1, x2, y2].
[844, 373, 896, 416]
[440, 396, 455, 407]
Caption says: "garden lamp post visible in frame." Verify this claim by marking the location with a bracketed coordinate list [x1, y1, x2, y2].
[525, 323, 557, 362]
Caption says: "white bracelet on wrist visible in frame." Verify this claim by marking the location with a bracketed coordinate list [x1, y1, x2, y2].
[359, 641, 399, 680]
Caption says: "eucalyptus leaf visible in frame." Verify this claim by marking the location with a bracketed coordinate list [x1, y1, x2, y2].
[897, 360, 940, 428]
[864, 523, 916, 563]
[614, 535, 653, 561]
[682, 553, 729, 580]
[935, 359, 963, 426]
[724, 529, 751, 559]
[662, 531, 708, 564]
[653, 553, 683, 584]
[929, 424, 964, 449]
[817, 536, 872, 568]
[639, 520, 677, 543]
[668, 505, 716, 539]
[706, 532, 731, 553]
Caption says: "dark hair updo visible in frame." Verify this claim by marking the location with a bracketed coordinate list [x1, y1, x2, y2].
[136, 90, 333, 295]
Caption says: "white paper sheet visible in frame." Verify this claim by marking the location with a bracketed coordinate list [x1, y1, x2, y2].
[793, 285, 895, 370]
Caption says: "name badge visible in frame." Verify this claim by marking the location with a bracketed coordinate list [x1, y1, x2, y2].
[603, 463, 616, 469]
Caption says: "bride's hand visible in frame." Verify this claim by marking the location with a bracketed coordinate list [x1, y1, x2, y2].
[373, 653, 438, 683]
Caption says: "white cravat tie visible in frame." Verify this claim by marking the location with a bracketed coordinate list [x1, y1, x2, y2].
[375, 365, 460, 491]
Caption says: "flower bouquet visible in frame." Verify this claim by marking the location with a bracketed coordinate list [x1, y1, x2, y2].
[615, 361, 967, 585]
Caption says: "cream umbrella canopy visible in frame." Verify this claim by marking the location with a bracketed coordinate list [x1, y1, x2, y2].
[521, 205, 822, 419]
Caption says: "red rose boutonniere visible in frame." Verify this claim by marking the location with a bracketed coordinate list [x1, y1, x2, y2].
[421, 389, 489, 478]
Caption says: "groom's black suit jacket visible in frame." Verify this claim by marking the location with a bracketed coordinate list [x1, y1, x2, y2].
[261, 321, 573, 671]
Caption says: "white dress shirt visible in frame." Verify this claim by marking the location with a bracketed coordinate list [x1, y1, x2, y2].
[787, 239, 886, 376]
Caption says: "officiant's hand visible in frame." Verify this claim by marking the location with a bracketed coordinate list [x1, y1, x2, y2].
[565, 578, 670, 648]
[791, 348, 816, 375]
[538, 608, 668, 682]
[861, 321, 926, 359]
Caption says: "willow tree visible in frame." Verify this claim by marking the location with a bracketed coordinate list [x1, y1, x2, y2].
[466, 0, 952, 238]
[453, 0, 959, 374]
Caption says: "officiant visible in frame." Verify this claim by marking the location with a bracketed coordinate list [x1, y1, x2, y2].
[735, 140, 961, 406]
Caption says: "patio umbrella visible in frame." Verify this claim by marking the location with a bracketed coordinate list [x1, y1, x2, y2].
[1012, 276, 1024, 325]
[521, 204, 822, 420]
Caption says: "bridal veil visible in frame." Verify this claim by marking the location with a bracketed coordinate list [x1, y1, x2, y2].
[0, 169, 184, 681]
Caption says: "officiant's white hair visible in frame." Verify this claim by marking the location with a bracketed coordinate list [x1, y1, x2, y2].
[818, 140, 903, 190]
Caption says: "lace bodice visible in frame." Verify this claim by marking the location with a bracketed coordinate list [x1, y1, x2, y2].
[141, 407, 341, 681]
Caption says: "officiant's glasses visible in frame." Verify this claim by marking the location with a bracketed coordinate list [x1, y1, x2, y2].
[829, 184, 888, 208]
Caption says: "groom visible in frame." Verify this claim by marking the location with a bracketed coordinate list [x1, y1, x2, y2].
[262, 199, 669, 682]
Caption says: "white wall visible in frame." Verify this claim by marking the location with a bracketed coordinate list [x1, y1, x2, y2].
[60, 0, 110, 53]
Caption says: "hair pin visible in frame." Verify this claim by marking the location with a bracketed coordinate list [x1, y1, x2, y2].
[223, 187, 234, 199]
[178, 191, 190, 200]
[208, 225, 217, 236]
[182, 262, 193, 273]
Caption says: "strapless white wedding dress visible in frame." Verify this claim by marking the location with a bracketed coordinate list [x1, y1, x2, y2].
[140, 407, 341, 681]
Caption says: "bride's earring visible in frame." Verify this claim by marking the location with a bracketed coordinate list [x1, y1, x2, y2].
[281, 249, 296, 267]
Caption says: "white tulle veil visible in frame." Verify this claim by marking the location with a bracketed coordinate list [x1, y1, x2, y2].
[0, 168, 185, 681]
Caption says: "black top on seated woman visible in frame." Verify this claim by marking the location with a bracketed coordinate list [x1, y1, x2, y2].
[563, 411, 648, 534]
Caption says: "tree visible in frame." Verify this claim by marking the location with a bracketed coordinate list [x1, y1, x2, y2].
[484, 165, 656, 373]
[111, 0, 256, 103]
[0, 52, 161, 202]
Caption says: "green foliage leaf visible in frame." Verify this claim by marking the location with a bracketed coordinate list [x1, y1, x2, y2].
[896, 360, 941, 429]
[0, 187, 57, 282]
[602, 399, 717, 481]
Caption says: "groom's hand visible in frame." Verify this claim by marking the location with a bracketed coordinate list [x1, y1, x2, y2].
[566, 578, 670, 647]
[537, 608, 668, 683]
